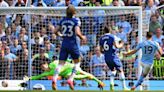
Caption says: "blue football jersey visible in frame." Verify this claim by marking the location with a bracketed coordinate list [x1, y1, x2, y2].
[99, 33, 121, 61]
[136, 40, 160, 64]
[59, 17, 81, 48]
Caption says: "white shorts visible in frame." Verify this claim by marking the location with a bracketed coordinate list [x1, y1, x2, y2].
[140, 62, 153, 76]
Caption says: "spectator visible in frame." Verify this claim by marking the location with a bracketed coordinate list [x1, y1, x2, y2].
[93, 2, 105, 34]
[54, 0, 65, 6]
[0, 22, 5, 40]
[122, 43, 135, 79]
[17, 41, 27, 56]
[111, 0, 124, 6]
[32, 47, 50, 76]
[42, 0, 55, 6]
[155, 11, 164, 26]
[45, 40, 54, 61]
[101, 0, 112, 6]
[152, 28, 164, 45]
[109, 20, 118, 33]
[31, 30, 43, 45]
[40, 27, 48, 39]
[149, 14, 162, 34]
[50, 33, 58, 45]
[145, 0, 157, 14]
[17, 49, 28, 79]
[4, 46, 17, 79]
[14, 15, 22, 34]
[78, 1, 86, 6]
[81, 50, 93, 72]
[6, 0, 14, 6]
[32, 36, 43, 55]
[80, 39, 90, 56]
[0, 41, 4, 60]
[65, 0, 71, 6]
[15, 0, 25, 7]
[71, 0, 82, 6]
[116, 15, 132, 34]
[43, 37, 55, 52]
[33, 0, 47, 7]
[9, 37, 21, 55]
[2, 27, 13, 45]
[0, 41, 4, 79]
[0, 15, 8, 28]
[90, 46, 106, 79]
[18, 27, 28, 43]
[116, 26, 127, 42]
[86, 0, 96, 6]
[0, 0, 9, 7]
[161, 38, 164, 56]
[129, 0, 142, 6]
[11, 23, 19, 38]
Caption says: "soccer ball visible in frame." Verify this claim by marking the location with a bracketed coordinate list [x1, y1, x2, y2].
[1, 80, 8, 87]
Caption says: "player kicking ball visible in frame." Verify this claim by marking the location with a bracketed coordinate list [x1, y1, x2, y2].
[99, 26, 129, 91]
[24, 60, 105, 89]
[123, 32, 163, 90]
[53, 5, 87, 90]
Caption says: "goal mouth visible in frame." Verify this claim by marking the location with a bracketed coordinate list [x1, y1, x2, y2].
[2, 6, 163, 91]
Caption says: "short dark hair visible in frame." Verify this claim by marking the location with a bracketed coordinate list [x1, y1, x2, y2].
[146, 32, 153, 38]
[103, 26, 110, 33]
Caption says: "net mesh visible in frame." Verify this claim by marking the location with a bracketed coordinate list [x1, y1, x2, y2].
[0, 7, 159, 83]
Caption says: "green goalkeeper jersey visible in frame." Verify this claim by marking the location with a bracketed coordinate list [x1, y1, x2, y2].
[31, 59, 75, 80]
[49, 59, 74, 76]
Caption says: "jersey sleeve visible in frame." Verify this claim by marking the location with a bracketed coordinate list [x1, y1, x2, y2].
[75, 18, 81, 27]
[113, 35, 121, 44]
[154, 42, 160, 50]
[136, 43, 142, 50]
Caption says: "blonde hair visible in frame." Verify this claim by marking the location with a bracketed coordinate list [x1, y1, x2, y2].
[66, 5, 76, 18]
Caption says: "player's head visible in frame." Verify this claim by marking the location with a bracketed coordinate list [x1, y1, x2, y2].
[66, 5, 76, 18]
[146, 32, 153, 39]
[41, 61, 49, 71]
[103, 26, 111, 34]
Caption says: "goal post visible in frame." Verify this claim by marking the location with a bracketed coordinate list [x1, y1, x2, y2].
[0, 7, 144, 90]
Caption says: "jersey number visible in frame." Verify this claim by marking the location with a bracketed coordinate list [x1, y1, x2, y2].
[144, 46, 153, 54]
[103, 41, 109, 51]
[62, 25, 73, 37]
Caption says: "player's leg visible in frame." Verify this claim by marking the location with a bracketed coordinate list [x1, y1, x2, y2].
[105, 61, 116, 91]
[52, 48, 68, 90]
[76, 69, 105, 87]
[115, 60, 129, 90]
[67, 49, 81, 90]
[131, 62, 153, 90]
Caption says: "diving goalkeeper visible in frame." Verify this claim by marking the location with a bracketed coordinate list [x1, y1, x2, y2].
[25, 59, 105, 89]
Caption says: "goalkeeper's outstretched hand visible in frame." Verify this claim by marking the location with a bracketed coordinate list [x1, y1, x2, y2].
[23, 76, 30, 81]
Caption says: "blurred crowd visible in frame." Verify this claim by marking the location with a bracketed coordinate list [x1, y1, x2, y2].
[0, 0, 163, 80]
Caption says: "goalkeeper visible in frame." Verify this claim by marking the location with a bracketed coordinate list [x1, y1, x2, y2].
[26, 59, 105, 88]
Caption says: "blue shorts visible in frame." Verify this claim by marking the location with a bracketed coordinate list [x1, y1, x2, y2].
[105, 59, 123, 72]
[59, 46, 80, 61]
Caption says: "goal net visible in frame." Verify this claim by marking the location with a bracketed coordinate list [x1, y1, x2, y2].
[0, 7, 150, 90]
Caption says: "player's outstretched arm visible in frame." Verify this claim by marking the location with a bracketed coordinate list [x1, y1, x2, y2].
[158, 47, 163, 56]
[123, 49, 138, 56]
[31, 69, 54, 80]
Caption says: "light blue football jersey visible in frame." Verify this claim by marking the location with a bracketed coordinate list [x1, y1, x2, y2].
[136, 40, 160, 64]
